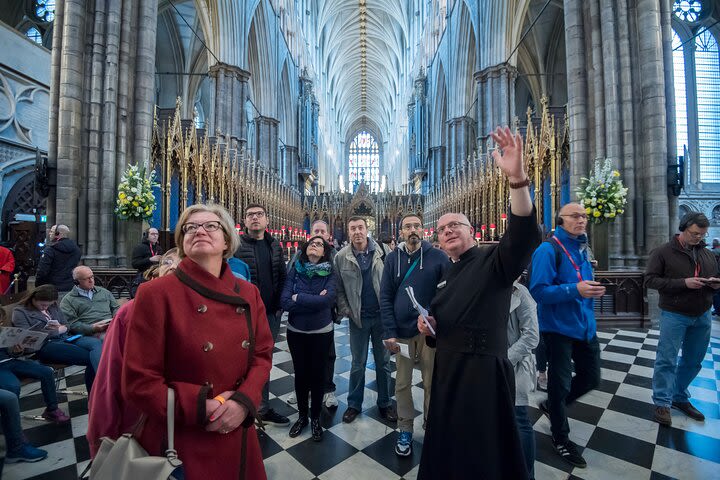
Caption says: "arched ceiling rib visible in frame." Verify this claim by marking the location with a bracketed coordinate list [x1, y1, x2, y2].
[317, 0, 409, 141]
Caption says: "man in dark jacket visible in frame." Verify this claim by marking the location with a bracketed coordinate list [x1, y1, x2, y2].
[529, 202, 605, 468]
[645, 212, 720, 426]
[380, 213, 447, 457]
[35, 224, 81, 294]
[417, 126, 539, 480]
[131, 227, 163, 273]
[233, 203, 288, 425]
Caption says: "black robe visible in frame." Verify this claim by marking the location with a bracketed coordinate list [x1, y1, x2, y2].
[419, 210, 540, 480]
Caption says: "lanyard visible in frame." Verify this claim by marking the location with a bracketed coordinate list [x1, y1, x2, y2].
[551, 236, 584, 282]
[149, 243, 156, 256]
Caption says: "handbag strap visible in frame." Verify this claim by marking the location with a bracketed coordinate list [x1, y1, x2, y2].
[166, 387, 177, 456]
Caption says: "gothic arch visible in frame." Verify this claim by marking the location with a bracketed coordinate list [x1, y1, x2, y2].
[448, 1, 476, 118]
[430, 62, 447, 148]
[247, 1, 275, 116]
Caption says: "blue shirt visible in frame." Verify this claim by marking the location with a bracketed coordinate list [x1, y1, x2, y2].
[354, 242, 379, 318]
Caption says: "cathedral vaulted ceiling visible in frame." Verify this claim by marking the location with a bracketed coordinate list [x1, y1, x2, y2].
[316, 0, 409, 141]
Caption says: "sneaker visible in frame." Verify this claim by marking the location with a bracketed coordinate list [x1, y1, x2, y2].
[287, 392, 297, 405]
[672, 401, 705, 421]
[6, 443, 48, 463]
[395, 431, 413, 457]
[537, 371, 548, 391]
[552, 440, 586, 468]
[324, 392, 338, 409]
[260, 409, 290, 425]
[654, 406, 672, 426]
[539, 399, 550, 419]
[42, 407, 70, 423]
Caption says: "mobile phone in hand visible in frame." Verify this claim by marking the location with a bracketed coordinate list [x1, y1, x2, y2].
[65, 334, 82, 343]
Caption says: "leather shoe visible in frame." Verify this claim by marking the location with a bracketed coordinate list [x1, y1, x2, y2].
[672, 401, 705, 421]
[289, 416, 309, 437]
[311, 418, 323, 441]
[654, 406, 672, 426]
[342, 407, 360, 423]
[378, 406, 398, 422]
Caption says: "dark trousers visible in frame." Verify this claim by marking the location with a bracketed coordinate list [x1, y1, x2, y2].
[260, 313, 281, 414]
[535, 335, 548, 372]
[287, 330, 333, 419]
[515, 405, 536, 480]
[0, 359, 58, 409]
[324, 335, 336, 393]
[543, 332, 600, 444]
[713, 291, 720, 314]
[37, 336, 103, 393]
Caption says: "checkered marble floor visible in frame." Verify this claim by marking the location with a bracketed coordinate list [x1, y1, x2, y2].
[3, 320, 720, 480]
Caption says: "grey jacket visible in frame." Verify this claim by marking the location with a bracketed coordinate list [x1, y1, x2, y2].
[334, 238, 390, 328]
[507, 281, 539, 406]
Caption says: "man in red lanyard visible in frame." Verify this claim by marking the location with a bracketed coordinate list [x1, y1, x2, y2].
[528, 202, 605, 469]
[645, 212, 719, 426]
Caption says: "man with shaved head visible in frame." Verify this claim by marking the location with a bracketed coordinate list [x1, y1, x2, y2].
[416, 126, 540, 480]
[529, 202, 605, 468]
[60, 266, 119, 338]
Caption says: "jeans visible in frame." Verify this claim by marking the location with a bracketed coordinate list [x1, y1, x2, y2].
[0, 388, 23, 451]
[324, 334, 337, 394]
[37, 336, 103, 393]
[652, 309, 712, 407]
[535, 335, 548, 372]
[259, 312, 281, 414]
[515, 405, 536, 480]
[543, 332, 600, 443]
[0, 359, 58, 409]
[347, 315, 391, 411]
[395, 334, 434, 432]
[713, 291, 720, 314]
[287, 330, 333, 418]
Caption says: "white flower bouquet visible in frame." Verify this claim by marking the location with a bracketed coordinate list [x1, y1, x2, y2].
[115, 164, 159, 221]
[577, 159, 628, 225]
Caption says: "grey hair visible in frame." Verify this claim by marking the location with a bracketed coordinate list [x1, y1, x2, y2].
[72, 265, 92, 280]
[56, 225, 70, 237]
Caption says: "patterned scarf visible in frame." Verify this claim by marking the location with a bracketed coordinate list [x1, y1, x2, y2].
[295, 260, 332, 278]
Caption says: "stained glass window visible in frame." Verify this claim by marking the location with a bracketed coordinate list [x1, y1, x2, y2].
[348, 131, 380, 192]
[695, 30, 720, 182]
[25, 26, 42, 44]
[673, 0, 703, 22]
[672, 31, 689, 159]
[34, 0, 55, 23]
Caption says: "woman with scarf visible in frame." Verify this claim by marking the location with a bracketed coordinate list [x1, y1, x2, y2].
[281, 235, 336, 441]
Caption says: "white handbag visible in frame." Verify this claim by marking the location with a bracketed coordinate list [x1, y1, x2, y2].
[86, 388, 182, 479]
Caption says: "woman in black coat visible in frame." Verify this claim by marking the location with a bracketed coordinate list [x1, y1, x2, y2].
[281, 236, 336, 441]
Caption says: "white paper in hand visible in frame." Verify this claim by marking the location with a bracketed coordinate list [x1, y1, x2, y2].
[405, 286, 436, 336]
[398, 342, 411, 359]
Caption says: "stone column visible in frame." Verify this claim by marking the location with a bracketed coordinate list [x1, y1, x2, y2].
[208, 63, 250, 150]
[48, 0, 158, 266]
[474, 63, 517, 151]
[447, 117, 475, 174]
[255, 116, 280, 173]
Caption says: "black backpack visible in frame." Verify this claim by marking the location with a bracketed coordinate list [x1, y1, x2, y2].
[524, 239, 562, 287]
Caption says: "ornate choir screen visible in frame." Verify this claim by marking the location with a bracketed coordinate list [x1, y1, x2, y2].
[149, 100, 305, 233]
[424, 97, 570, 237]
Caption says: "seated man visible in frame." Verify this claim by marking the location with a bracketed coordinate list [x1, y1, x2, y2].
[60, 266, 119, 337]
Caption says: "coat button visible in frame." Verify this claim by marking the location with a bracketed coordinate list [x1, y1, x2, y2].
[203, 342, 213, 352]
[197, 304, 208, 313]
[241, 340, 250, 349]
[236, 306, 245, 314]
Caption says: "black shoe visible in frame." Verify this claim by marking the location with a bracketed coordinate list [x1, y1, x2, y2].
[553, 440, 587, 468]
[342, 407, 360, 423]
[261, 409, 290, 425]
[672, 401, 705, 421]
[311, 418, 323, 441]
[378, 405, 398, 422]
[289, 416, 308, 437]
[539, 400, 550, 419]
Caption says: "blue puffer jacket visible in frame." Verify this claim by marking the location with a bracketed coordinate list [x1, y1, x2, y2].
[280, 265, 337, 332]
[528, 226, 596, 341]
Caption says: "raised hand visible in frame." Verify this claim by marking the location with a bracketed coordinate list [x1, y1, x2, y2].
[490, 126, 526, 182]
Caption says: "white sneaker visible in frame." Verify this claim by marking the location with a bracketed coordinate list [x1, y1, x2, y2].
[324, 391, 338, 408]
[287, 392, 297, 404]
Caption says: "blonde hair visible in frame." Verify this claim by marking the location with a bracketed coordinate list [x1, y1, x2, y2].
[174, 204, 239, 259]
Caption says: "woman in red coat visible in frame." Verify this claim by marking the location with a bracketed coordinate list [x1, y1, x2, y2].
[122, 204, 273, 480]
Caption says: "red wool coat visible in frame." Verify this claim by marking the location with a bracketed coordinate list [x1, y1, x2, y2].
[0, 246, 15, 294]
[122, 258, 273, 480]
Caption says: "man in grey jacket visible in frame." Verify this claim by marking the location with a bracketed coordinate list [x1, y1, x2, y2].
[335, 216, 396, 424]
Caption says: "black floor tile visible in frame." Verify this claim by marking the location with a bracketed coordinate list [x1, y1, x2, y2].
[286, 431, 358, 476]
[64, 372, 86, 388]
[266, 397, 297, 418]
[566, 401, 605, 425]
[319, 399, 347, 429]
[23, 421, 73, 445]
[690, 376, 717, 390]
[603, 344, 640, 356]
[26, 464, 79, 480]
[269, 374, 296, 397]
[362, 432, 422, 476]
[533, 431, 574, 473]
[623, 373, 653, 389]
[334, 358, 352, 374]
[586, 427, 655, 469]
[600, 359, 633, 372]
[335, 345, 351, 357]
[68, 397, 88, 417]
[275, 359, 295, 375]
[650, 470, 679, 479]
[364, 401, 401, 428]
[633, 356, 656, 368]
[366, 376, 396, 394]
[607, 395, 657, 422]
[656, 426, 720, 464]
[257, 429, 283, 459]
[701, 359, 714, 369]
[19, 392, 48, 411]
[641, 344, 658, 352]
[680, 398, 720, 420]
[74, 435, 90, 462]
[596, 378, 622, 395]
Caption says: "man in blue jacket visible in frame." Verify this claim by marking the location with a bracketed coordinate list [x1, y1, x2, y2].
[380, 213, 448, 457]
[529, 202, 605, 469]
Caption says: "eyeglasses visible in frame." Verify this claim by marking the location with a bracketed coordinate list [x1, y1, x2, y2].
[245, 211, 266, 219]
[437, 221, 471, 235]
[686, 230, 708, 238]
[560, 213, 588, 220]
[308, 241, 324, 248]
[181, 221, 223, 235]
[79, 276, 94, 281]
[402, 223, 422, 231]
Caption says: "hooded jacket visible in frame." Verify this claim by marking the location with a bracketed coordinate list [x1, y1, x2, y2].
[379, 240, 448, 339]
[35, 238, 82, 291]
[234, 232, 286, 313]
[529, 226, 596, 341]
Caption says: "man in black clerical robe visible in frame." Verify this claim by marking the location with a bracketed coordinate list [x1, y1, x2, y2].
[417, 127, 540, 480]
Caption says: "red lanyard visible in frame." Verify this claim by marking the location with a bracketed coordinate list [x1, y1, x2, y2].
[552, 237, 584, 282]
[149, 243, 156, 256]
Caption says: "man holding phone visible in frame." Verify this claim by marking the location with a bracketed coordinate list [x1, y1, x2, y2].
[529, 202, 604, 469]
[645, 212, 720, 426]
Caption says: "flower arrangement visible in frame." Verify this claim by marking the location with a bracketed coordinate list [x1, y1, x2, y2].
[577, 159, 628, 224]
[115, 164, 159, 221]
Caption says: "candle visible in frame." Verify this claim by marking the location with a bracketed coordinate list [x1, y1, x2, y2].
[490, 224, 496, 239]
[481, 224, 487, 241]
[293, 241, 299, 255]
[235, 224, 241, 235]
